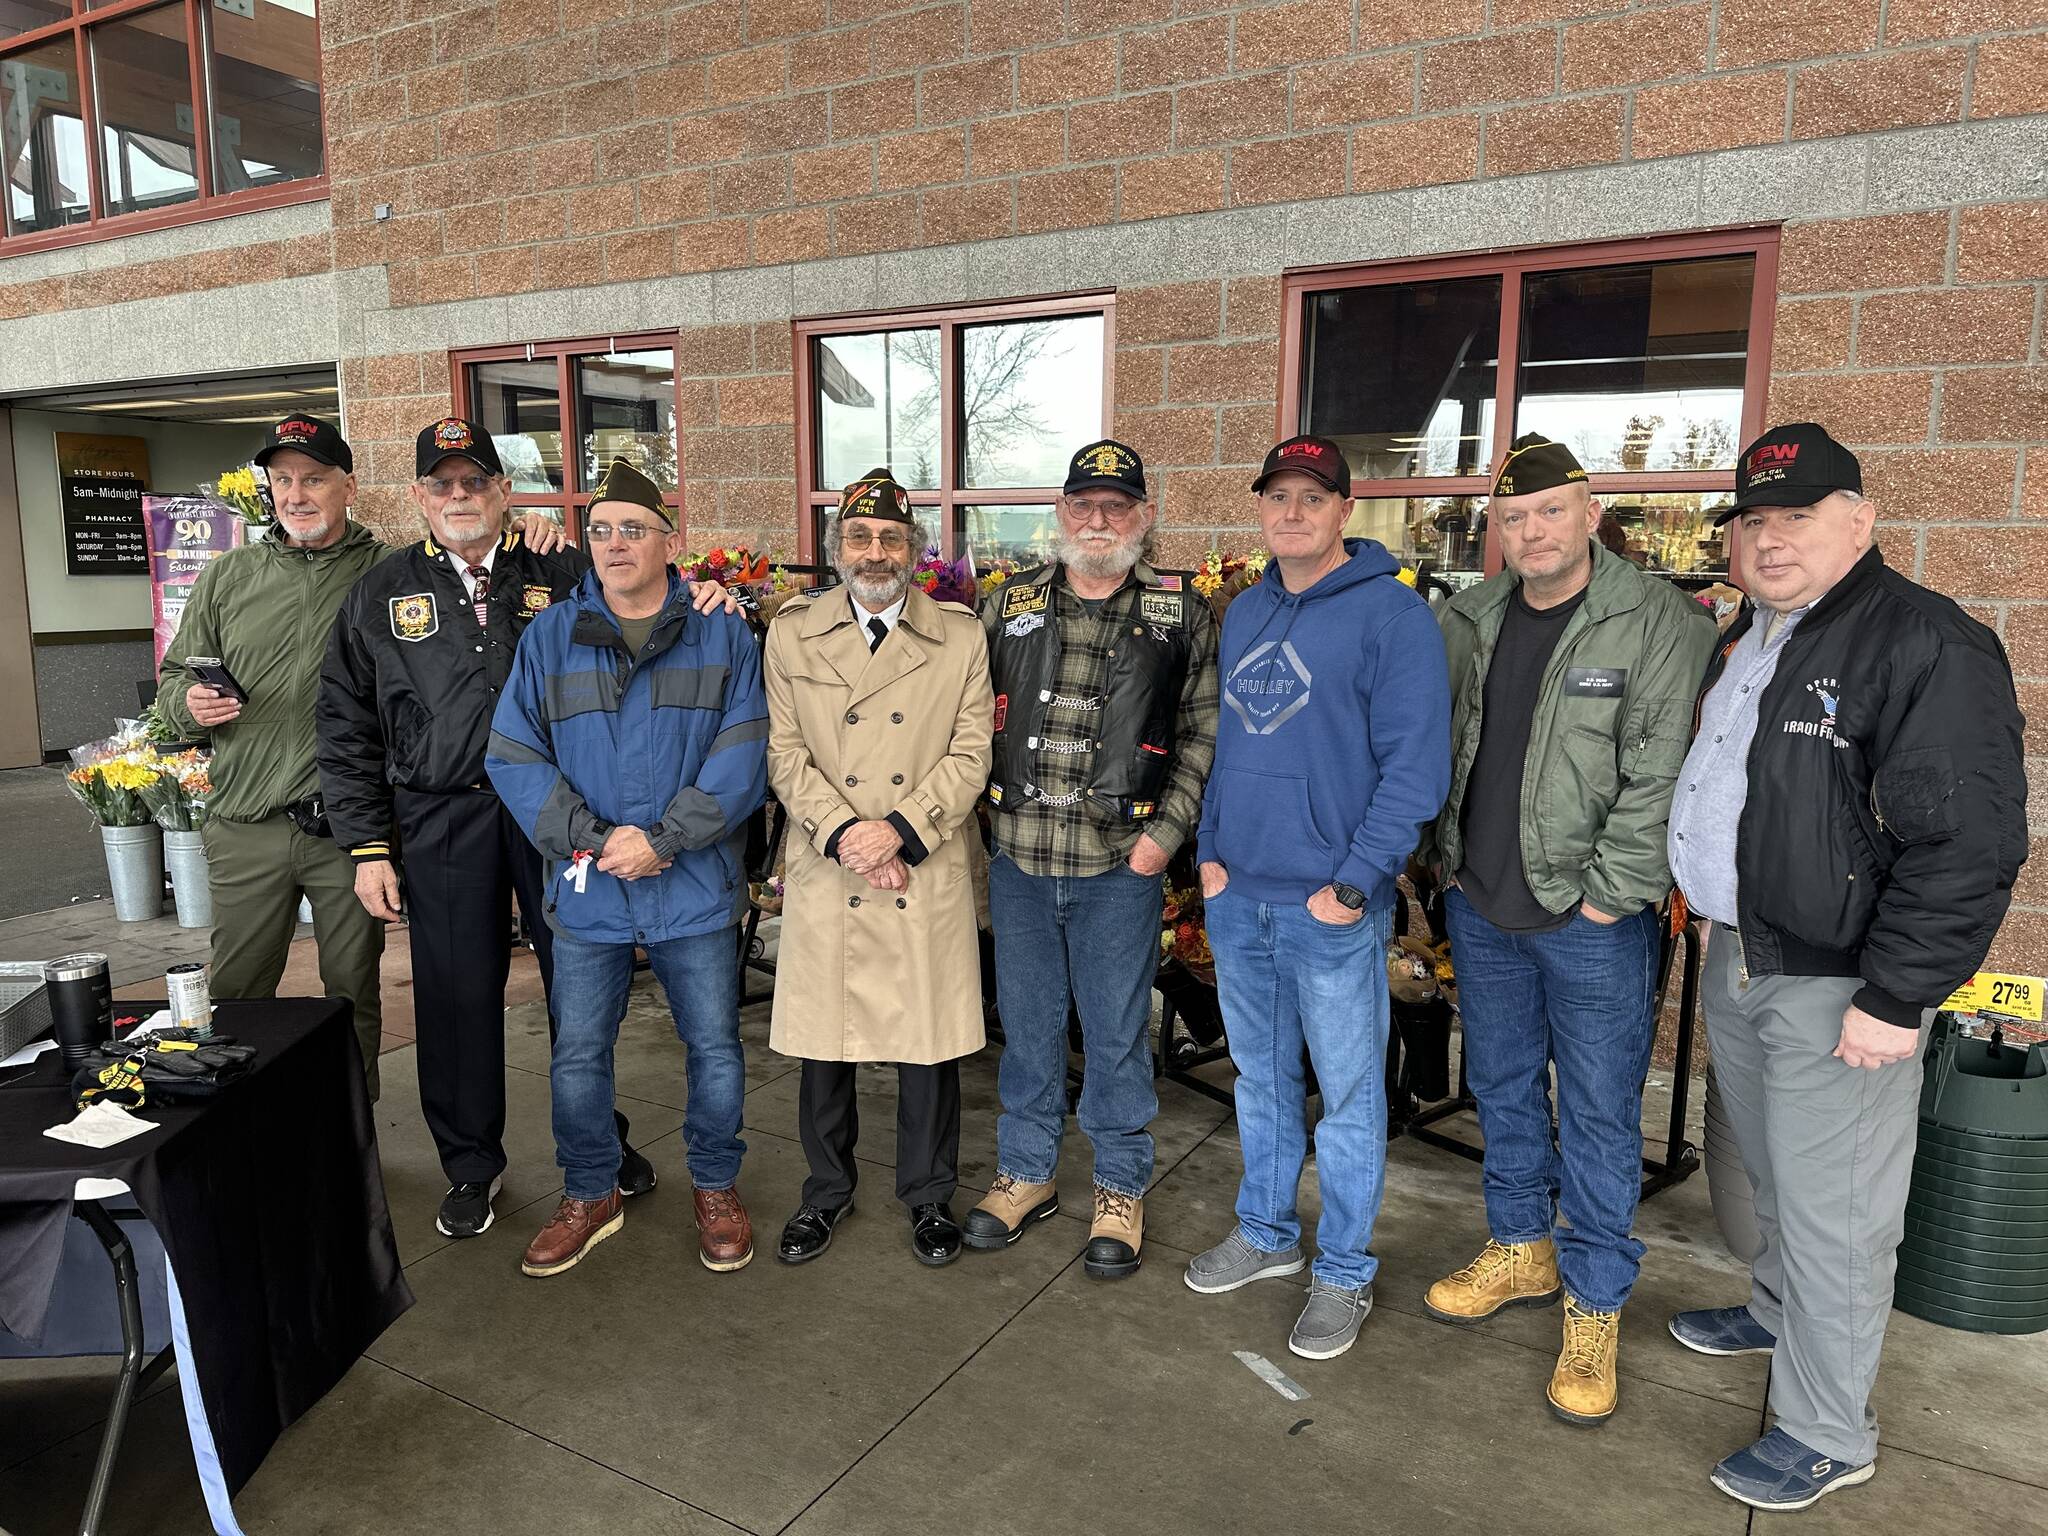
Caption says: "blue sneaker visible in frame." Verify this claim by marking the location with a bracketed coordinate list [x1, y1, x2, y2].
[1711, 1429, 1874, 1511]
[1669, 1305, 1776, 1356]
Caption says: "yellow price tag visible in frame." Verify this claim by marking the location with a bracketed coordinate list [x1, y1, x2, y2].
[1943, 972, 2045, 1022]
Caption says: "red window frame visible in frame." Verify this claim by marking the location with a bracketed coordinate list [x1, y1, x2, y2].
[0, 0, 327, 256]
[449, 332, 685, 540]
[792, 291, 1117, 562]
[1278, 227, 1781, 579]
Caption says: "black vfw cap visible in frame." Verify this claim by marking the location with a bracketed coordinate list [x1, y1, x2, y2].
[415, 417, 505, 478]
[1253, 435, 1351, 496]
[1715, 422, 1863, 525]
[255, 414, 353, 473]
[1064, 439, 1147, 499]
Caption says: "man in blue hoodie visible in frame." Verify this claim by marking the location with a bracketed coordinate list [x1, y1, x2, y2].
[1185, 435, 1452, 1362]
[488, 458, 768, 1279]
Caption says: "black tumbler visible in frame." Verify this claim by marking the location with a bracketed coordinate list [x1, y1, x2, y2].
[46, 952, 112, 1073]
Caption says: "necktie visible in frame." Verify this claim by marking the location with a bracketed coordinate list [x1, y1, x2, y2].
[867, 616, 888, 654]
[468, 565, 491, 629]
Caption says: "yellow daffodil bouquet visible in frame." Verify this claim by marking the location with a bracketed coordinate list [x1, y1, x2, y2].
[66, 732, 163, 827]
[206, 464, 272, 525]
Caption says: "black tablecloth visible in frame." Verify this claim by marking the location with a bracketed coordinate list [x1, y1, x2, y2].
[0, 999, 413, 1493]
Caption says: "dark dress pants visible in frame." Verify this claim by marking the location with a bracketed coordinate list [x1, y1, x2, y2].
[798, 1057, 962, 1212]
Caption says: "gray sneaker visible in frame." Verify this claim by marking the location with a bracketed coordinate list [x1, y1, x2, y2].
[1288, 1281, 1373, 1360]
[1185, 1229, 1307, 1294]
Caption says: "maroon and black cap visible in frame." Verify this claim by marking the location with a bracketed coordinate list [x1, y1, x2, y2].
[415, 416, 505, 479]
[255, 414, 352, 474]
[1253, 434, 1351, 497]
[1714, 422, 1862, 526]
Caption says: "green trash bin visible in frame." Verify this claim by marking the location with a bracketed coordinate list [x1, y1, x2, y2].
[1896, 1015, 2048, 1335]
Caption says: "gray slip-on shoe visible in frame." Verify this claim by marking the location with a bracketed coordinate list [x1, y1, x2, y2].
[1288, 1281, 1373, 1360]
[1184, 1229, 1307, 1294]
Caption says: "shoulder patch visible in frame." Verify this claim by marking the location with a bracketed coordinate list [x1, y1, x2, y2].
[803, 584, 834, 598]
[521, 584, 553, 613]
[1153, 573, 1185, 591]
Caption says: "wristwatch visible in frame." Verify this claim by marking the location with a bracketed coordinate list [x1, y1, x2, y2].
[1331, 882, 1366, 911]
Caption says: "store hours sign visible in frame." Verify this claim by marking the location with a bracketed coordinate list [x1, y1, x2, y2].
[56, 432, 151, 576]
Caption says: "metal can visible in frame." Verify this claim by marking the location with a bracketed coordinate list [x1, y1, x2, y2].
[167, 962, 212, 1037]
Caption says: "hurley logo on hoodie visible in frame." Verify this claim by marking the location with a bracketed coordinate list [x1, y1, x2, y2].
[1223, 639, 1314, 735]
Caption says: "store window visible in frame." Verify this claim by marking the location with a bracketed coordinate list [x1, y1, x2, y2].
[1, 0, 323, 251]
[452, 335, 681, 533]
[795, 294, 1113, 562]
[1283, 232, 1778, 587]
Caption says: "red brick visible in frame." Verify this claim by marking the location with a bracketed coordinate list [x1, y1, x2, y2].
[742, 98, 829, 156]
[1292, 55, 1417, 129]
[1159, 465, 1260, 525]
[1779, 212, 1950, 293]
[568, 183, 636, 236]
[1942, 369, 2048, 443]
[2014, 835, 2048, 907]
[876, 126, 967, 191]
[831, 191, 922, 255]
[674, 217, 753, 273]
[718, 375, 797, 427]
[1419, 31, 1556, 111]
[606, 229, 676, 281]
[1115, 406, 1219, 467]
[1120, 150, 1227, 220]
[1117, 281, 1224, 345]
[1860, 447, 2020, 521]
[474, 246, 536, 298]
[601, 124, 672, 182]
[280, 234, 335, 278]
[1973, 33, 2048, 119]
[1016, 166, 1116, 232]
[1118, 345, 1167, 407]
[968, 0, 1062, 50]
[791, 144, 874, 204]
[1791, 49, 1966, 139]
[1177, 76, 1289, 149]
[634, 62, 708, 119]
[1018, 40, 1104, 105]
[410, 255, 479, 305]
[1485, 94, 1625, 176]
[1886, 0, 2048, 43]
[919, 56, 1015, 126]
[1860, 288, 2037, 367]
[443, 206, 510, 255]
[1923, 525, 2048, 600]
[1717, 0, 1879, 68]
[1121, 16, 1232, 92]
[791, 31, 871, 91]
[756, 206, 833, 262]
[1359, 0, 1485, 46]
[1233, 0, 1353, 71]
[1230, 132, 1347, 207]
[1220, 402, 1279, 462]
[870, 5, 966, 72]
[1068, 0, 1171, 34]
[919, 181, 1016, 244]
[639, 172, 713, 226]
[2025, 445, 2048, 520]
[1167, 339, 1282, 404]
[2002, 605, 2048, 678]
[970, 111, 1068, 176]
[708, 43, 788, 107]
[1352, 115, 1480, 192]
[1492, 0, 1625, 21]
[755, 323, 794, 373]
[1771, 298, 1853, 371]
[533, 137, 599, 190]
[1069, 95, 1172, 160]
[831, 77, 919, 142]
[683, 326, 756, 378]
[747, 0, 826, 41]
[683, 427, 762, 480]
[1633, 73, 1788, 159]
[1765, 370, 1934, 444]
[1957, 203, 2048, 283]
[715, 157, 792, 214]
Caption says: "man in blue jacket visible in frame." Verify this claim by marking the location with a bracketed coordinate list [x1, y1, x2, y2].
[1185, 435, 1452, 1362]
[488, 458, 768, 1279]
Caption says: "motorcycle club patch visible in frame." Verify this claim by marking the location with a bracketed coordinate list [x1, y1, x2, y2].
[390, 592, 439, 642]
[1004, 610, 1046, 640]
[1140, 591, 1182, 627]
[1002, 583, 1049, 618]
[522, 584, 553, 613]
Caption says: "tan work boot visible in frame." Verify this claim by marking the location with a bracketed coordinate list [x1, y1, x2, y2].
[1423, 1236, 1562, 1323]
[1083, 1184, 1143, 1279]
[1548, 1296, 1622, 1424]
[962, 1173, 1059, 1250]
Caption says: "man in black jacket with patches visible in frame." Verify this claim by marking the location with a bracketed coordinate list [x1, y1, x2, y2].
[1664, 422, 2026, 1515]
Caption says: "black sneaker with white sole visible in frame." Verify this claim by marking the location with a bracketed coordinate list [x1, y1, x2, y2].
[618, 1144, 657, 1197]
[437, 1175, 503, 1238]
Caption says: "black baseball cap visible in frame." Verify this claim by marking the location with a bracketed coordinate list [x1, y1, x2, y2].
[415, 416, 505, 478]
[1063, 439, 1147, 499]
[255, 414, 352, 474]
[1715, 422, 1863, 525]
[1253, 434, 1351, 497]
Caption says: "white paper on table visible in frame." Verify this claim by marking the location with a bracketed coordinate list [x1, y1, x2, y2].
[43, 1100, 161, 1148]
[0, 1036, 57, 1070]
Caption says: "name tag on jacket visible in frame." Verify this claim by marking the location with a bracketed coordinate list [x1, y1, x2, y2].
[1562, 667, 1628, 697]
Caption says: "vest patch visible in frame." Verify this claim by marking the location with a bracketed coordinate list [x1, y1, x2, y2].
[1002, 583, 1049, 617]
[1140, 591, 1182, 627]
[1004, 610, 1046, 639]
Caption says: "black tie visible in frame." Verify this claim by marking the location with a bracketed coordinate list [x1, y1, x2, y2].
[867, 617, 888, 654]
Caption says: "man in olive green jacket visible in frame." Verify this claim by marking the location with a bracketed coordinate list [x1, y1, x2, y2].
[1416, 433, 1716, 1428]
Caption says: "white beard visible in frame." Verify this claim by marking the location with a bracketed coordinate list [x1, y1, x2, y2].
[1058, 528, 1142, 583]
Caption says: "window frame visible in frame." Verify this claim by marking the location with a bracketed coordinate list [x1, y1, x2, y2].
[1278, 227, 1781, 579]
[448, 331, 685, 539]
[792, 290, 1117, 562]
[0, 0, 327, 256]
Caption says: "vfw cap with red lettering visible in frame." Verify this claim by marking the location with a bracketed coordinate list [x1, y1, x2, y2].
[1717, 422, 1862, 525]
[1252, 434, 1352, 497]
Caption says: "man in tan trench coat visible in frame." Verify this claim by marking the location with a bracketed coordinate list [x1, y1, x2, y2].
[764, 469, 995, 1268]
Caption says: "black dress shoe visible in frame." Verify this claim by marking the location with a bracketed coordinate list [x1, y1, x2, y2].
[618, 1144, 657, 1198]
[776, 1200, 852, 1264]
[910, 1203, 962, 1267]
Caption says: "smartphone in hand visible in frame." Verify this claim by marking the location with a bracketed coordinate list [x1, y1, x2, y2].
[184, 656, 248, 703]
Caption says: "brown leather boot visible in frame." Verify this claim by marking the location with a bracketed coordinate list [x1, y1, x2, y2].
[694, 1184, 754, 1272]
[521, 1191, 624, 1278]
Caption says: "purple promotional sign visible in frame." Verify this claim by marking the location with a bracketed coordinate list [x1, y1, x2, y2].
[147, 495, 245, 674]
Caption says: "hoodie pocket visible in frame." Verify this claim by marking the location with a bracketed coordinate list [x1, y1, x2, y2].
[1212, 765, 1333, 874]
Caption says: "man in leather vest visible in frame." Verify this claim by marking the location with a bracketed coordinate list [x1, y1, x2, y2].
[962, 439, 1218, 1280]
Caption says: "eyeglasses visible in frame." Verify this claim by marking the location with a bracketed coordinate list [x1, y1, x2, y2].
[841, 527, 911, 552]
[420, 473, 494, 496]
[587, 521, 661, 543]
[1061, 497, 1142, 525]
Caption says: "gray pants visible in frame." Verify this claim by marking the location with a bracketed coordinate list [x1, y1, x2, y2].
[1701, 930, 1929, 1464]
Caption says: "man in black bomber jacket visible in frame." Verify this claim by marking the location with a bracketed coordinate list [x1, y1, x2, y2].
[1662, 422, 2026, 1515]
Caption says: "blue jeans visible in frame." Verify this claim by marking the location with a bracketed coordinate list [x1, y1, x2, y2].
[1206, 886, 1394, 1290]
[1443, 887, 1659, 1312]
[987, 852, 1162, 1198]
[550, 928, 746, 1201]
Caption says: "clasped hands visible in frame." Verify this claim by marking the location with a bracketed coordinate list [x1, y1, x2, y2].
[837, 819, 908, 892]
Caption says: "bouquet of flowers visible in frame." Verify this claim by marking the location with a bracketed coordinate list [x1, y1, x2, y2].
[911, 546, 979, 607]
[206, 465, 271, 525]
[680, 545, 773, 587]
[1159, 881, 1216, 986]
[65, 727, 162, 827]
[977, 558, 1020, 597]
[141, 748, 214, 832]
